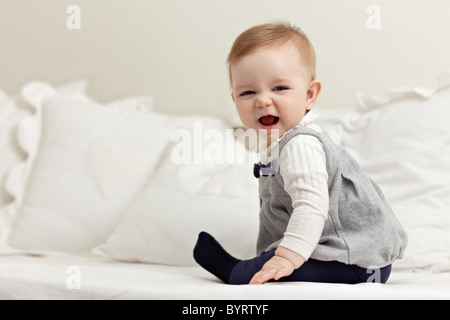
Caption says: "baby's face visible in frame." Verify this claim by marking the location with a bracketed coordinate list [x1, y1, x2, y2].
[231, 41, 315, 139]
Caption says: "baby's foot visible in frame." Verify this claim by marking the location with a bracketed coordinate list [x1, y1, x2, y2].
[193, 232, 241, 283]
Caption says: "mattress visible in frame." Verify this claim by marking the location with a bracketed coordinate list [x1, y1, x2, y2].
[0, 253, 449, 300]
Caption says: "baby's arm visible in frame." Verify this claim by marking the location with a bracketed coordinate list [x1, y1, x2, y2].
[249, 246, 306, 284]
[251, 134, 328, 284]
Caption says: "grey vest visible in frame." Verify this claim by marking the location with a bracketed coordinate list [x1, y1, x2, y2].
[257, 127, 408, 268]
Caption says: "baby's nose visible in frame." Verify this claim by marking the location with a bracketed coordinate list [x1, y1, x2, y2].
[255, 94, 273, 108]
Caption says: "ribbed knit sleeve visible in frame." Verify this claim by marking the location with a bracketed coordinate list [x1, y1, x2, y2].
[278, 134, 329, 260]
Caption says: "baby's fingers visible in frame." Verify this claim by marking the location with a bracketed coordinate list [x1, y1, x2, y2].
[249, 268, 280, 285]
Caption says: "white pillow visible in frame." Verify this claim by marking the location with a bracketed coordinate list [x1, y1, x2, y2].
[349, 71, 450, 271]
[0, 95, 31, 208]
[315, 107, 366, 162]
[3, 96, 176, 254]
[93, 125, 260, 266]
[0, 81, 90, 209]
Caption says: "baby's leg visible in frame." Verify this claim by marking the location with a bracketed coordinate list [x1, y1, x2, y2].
[193, 232, 241, 283]
[193, 232, 391, 285]
[230, 254, 391, 285]
[193, 231, 270, 284]
[228, 250, 276, 284]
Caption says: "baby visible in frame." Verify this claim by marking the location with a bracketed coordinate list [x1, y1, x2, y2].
[193, 22, 408, 285]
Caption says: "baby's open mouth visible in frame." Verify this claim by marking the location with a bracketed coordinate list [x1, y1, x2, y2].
[258, 115, 279, 126]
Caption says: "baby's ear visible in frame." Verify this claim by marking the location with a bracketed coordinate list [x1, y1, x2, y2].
[306, 80, 322, 110]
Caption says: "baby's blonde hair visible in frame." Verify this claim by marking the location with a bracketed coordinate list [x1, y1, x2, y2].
[227, 22, 316, 88]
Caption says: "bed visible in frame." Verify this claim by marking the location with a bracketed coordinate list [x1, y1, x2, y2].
[1, 73, 450, 301]
[1, 253, 450, 300]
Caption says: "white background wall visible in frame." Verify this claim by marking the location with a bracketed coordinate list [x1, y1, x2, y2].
[1, 0, 449, 124]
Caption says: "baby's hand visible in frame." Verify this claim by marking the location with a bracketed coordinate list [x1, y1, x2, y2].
[249, 246, 306, 284]
[249, 255, 295, 284]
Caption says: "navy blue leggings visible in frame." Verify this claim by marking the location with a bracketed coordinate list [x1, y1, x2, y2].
[229, 249, 391, 285]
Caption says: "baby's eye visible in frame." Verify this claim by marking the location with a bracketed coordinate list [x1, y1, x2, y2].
[274, 86, 288, 91]
[239, 91, 255, 96]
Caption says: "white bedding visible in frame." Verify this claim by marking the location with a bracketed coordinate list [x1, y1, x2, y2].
[0, 253, 449, 300]
[1, 76, 450, 301]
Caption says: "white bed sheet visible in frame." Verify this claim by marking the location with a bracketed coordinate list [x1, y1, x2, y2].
[0, 253, 449, 300]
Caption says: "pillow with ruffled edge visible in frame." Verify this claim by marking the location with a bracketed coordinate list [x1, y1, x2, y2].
[0, 81, 90, 209]
[0, 91, 32, 208]
[0, 81, 93, 253]
[2, 93, 180, 254]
